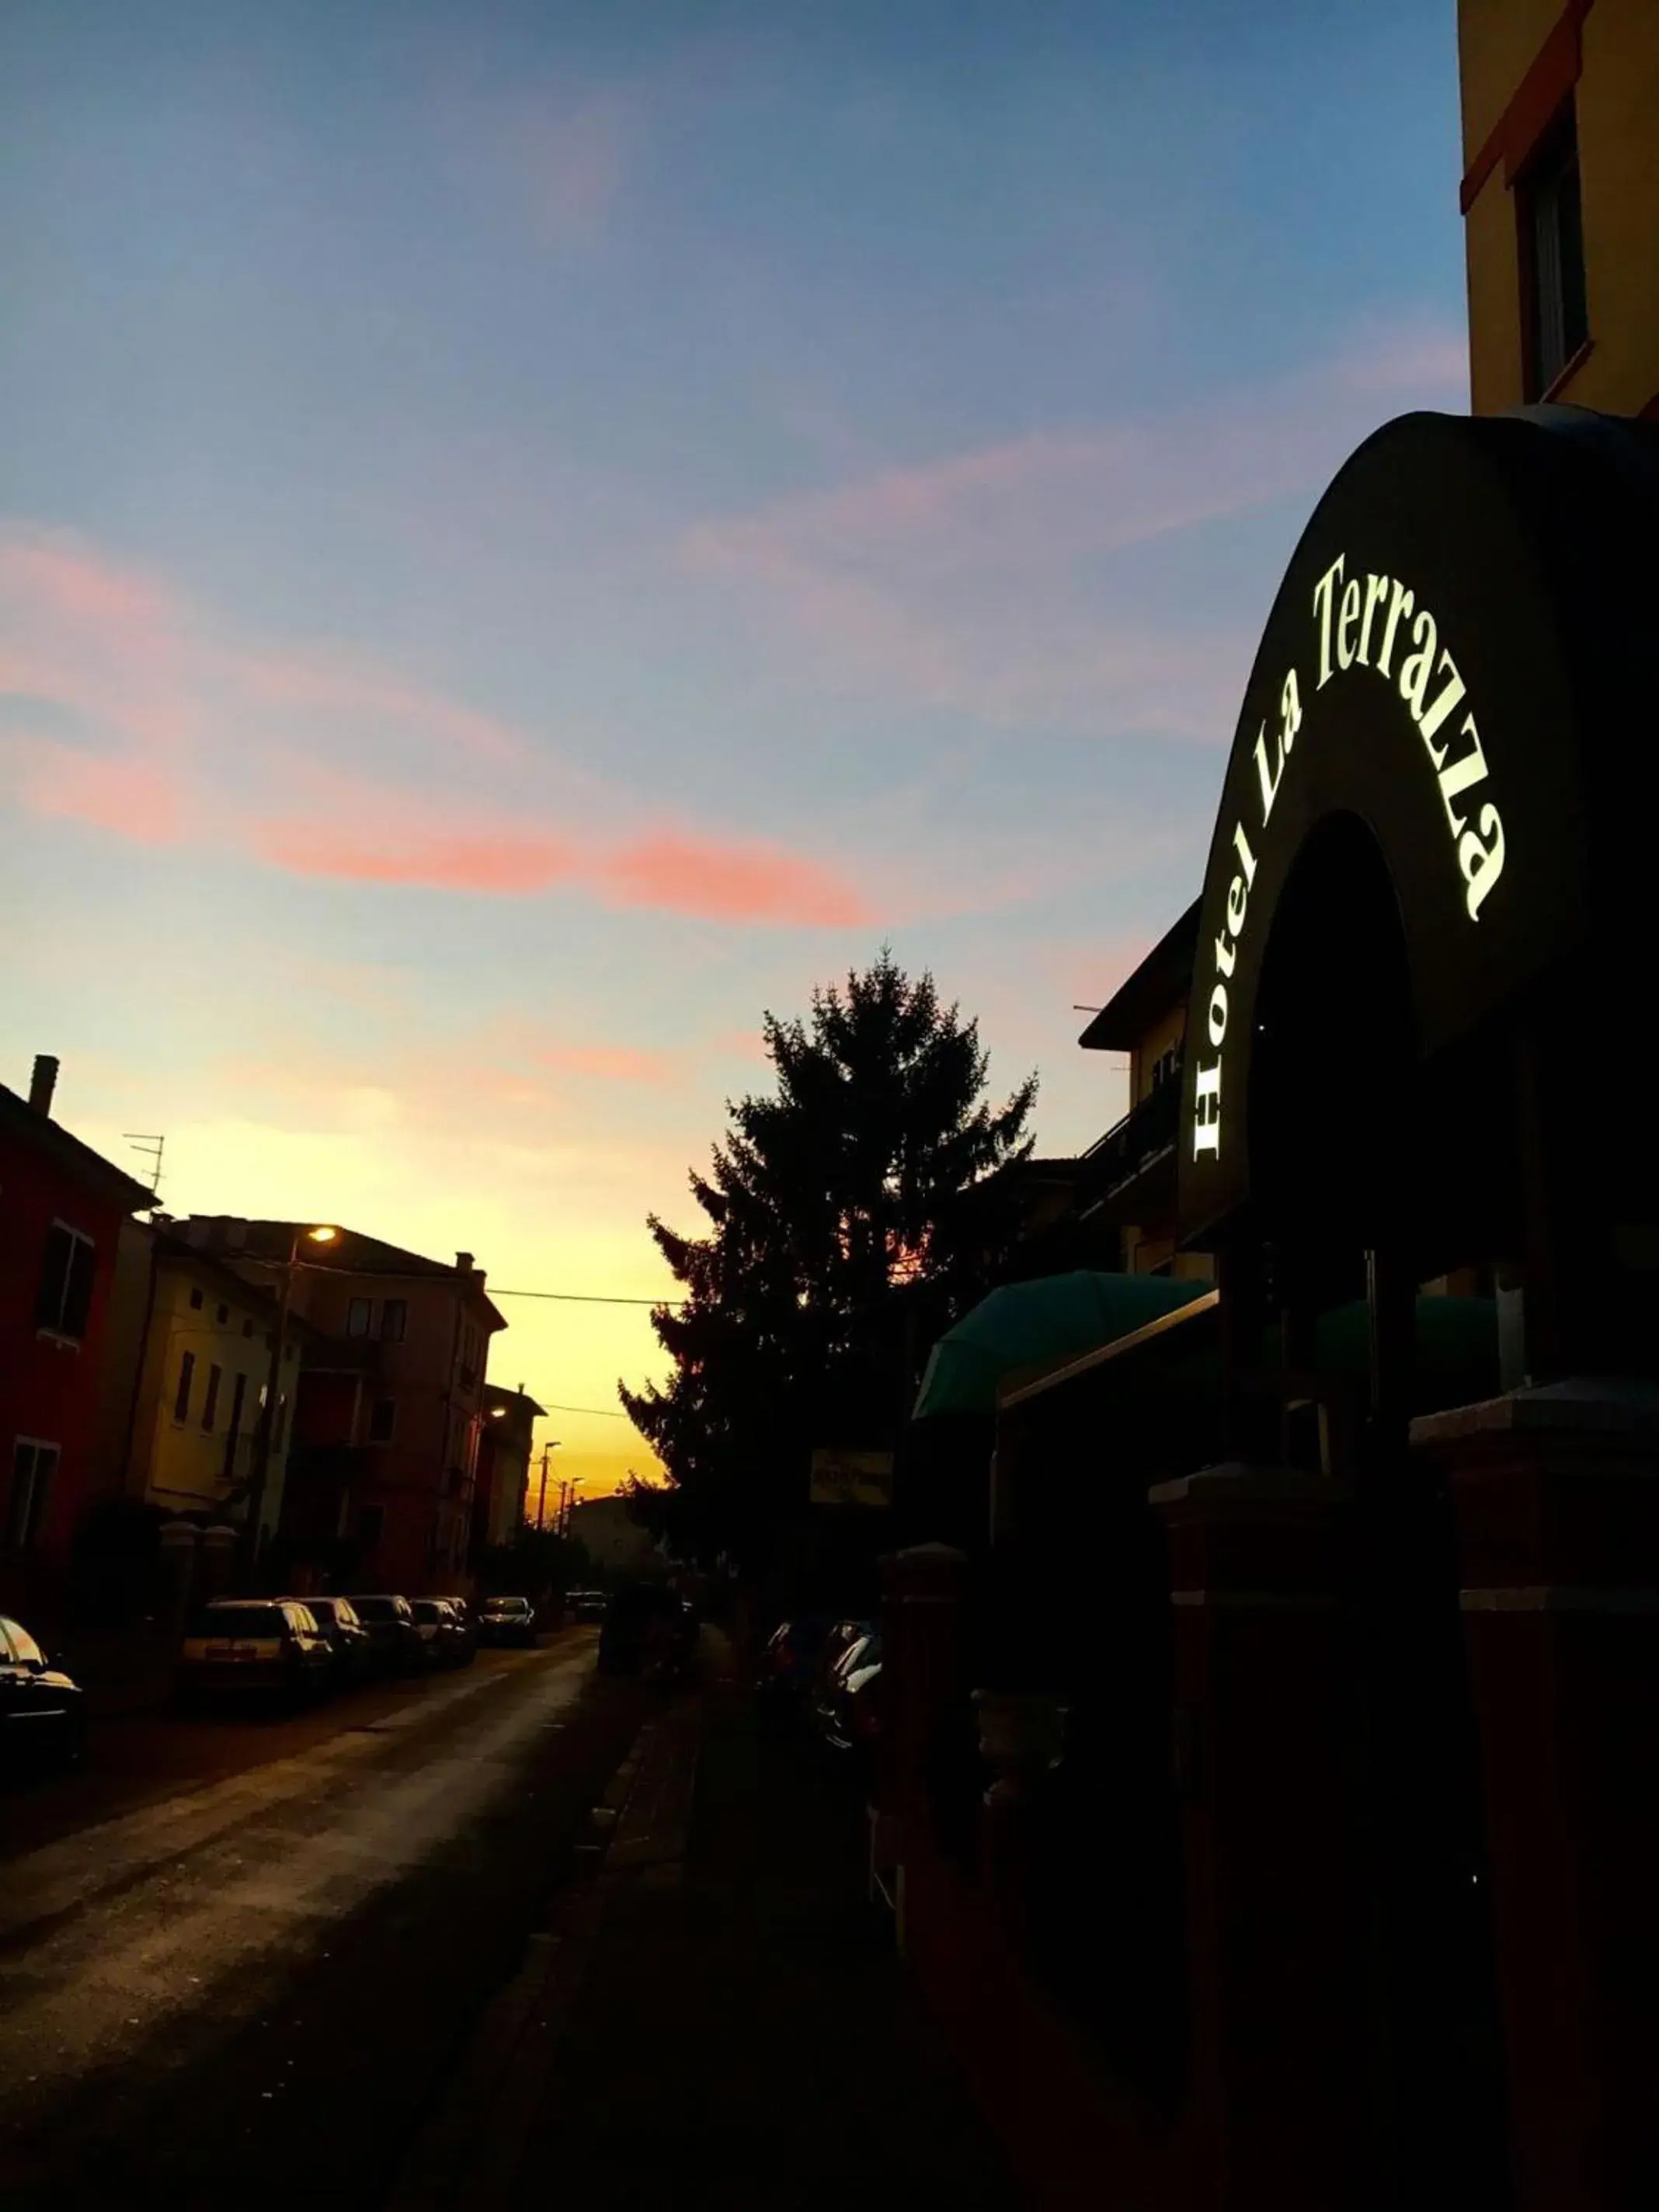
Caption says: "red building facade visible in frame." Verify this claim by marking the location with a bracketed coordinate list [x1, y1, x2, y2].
[0, 1059, 155, 1629]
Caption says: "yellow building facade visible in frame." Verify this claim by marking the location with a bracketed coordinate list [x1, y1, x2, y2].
[125, 1233, 300, 1542]
[1460, 0, 1659, 416]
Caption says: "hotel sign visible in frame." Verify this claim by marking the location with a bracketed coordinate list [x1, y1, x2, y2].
[1178, 409, 1599, 1240]
[1194, 554, 1506, 1164]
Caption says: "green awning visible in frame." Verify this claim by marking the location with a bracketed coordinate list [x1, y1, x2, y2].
[915, 1274, 1502, 1424]
[912, 1271, 1209, 1419]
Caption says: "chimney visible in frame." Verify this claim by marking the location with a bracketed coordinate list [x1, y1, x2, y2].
[27, 1054, 59, 1116]
[456, 1250, 475, 1273]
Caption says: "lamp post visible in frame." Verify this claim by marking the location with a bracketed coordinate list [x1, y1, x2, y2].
[242, 1223, 337, 1576]
[535, 1440, 562, 1533]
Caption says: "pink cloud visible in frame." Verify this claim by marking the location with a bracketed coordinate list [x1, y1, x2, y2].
[22, 750, 185, 845]
[235, 652, 526, 762]
[537, 1045, 678, 1085]
[601, 833, 871, 927]
[680, 323, 1470, 739]
[252, 821, 577, 895]
[1, 521, 867, 930]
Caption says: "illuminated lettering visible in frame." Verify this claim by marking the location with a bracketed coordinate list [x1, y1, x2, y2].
[1226, 872, 1248, 936]
[1280, 668, 1302, 750]
[1417, 651, 1466, 762]
[1313, 555, 1345, 688]
[1398, 608, 1440, 723]
[1459, 805, 1505, 920]
[1232, 819, 1257, 888]
[1192, 1060, 1222, 1159]
[1337, 576, 1361, 670]
[1358, 572, 1389, 664]
[1436, 712, 1490, 836]
[1254, 722, 1287, 824]
[1377, 578, 1415, 679]
[1207, 986, 1228, 1047]
[1213, 932, 1236, 979]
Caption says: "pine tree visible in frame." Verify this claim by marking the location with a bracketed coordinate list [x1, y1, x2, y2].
[621, 952, 1036, 1570]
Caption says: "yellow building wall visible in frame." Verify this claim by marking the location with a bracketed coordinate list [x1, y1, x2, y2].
[1462, 0, 1659, 416]
[1130, 1004, 1186, 1105]
[134, 1269, 295, 1536]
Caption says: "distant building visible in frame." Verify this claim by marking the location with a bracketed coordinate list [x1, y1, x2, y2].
[176, 1219, 505, 1595]
[0, 1056, 155, 1628]
[473, 1383, 544, 1556]
[566, 1493, 659, 1579]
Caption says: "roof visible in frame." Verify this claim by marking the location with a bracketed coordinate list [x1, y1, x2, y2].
[0, 1082, 157, 1212]
[177, 1217, 507, 1331]
[151, 1228, 330, 1347]
[484, 1382, 547, 1417]
[1077, 901, 1201, 1052]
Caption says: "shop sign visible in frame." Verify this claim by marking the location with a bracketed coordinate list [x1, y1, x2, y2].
[809, 1448, 895, 1508]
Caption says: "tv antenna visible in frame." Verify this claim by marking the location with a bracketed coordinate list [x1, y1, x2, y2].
[123, 1132, 165, 1197]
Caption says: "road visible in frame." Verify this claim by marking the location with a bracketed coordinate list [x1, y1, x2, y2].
[0, 1631, 646, 2211]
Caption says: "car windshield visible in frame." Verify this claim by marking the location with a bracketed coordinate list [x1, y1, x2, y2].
[352, 1598, 398, 1621]
[192, 1607, 283, 1639]
[485, 1598, 527, 1615]
[308, 1601, 336, 1621]
[412, 1602, 441, 1622]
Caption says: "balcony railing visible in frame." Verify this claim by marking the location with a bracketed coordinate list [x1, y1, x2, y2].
[1079, 1074, 1181, 1206]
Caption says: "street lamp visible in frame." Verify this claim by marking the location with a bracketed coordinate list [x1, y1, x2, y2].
[242, 1223, 338, 1575]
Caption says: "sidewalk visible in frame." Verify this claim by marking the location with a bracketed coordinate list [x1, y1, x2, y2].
[484, 1635, 1017, 2208]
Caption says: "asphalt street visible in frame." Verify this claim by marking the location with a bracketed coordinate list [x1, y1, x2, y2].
[0, 1629, 647, 2212]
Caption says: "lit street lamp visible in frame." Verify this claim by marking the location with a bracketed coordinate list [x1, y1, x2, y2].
[242, 1223, 338, 1574]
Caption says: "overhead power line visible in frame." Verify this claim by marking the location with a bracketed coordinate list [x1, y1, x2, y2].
[490, 1287, 684, 1307]
[535, 1400, 632, 1421]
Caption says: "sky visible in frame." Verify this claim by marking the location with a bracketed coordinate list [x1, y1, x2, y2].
[0, 0, 1468, 1502]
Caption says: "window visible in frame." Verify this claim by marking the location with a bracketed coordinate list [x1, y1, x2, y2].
[368, 1396, 397, 1444]
[216, 1303, 230, 1325]
[242, 1319, 253, 1338]
[201, 1364, 223, 1431]
[381, 1298, 407, 1342]
[174, 1350, 197, 1423]
[224, 1373, 248, 1476]
[273, 1394, 287, 1450]
[284, 1341, 296, 1362]
[347, 1296, 374, 1337]
[35, 1223, 96, 1341]
[1519, 102, 1588, 398]
[5, 1443, 60, 1551]
[190, 1286, 204, 1311]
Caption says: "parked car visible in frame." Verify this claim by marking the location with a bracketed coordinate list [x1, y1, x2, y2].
[176, 1600, 334, 1707]
[346, 1594, 427, 1673]
[296, 1596, 375, 1687]
[478, 1595, 538, 1647]
[812, 1629, 884, 1759]
[431, 1596, 478, 1661]
[0, 1613, 88, 1772]
[566, 1588, 608, 1622]
[411, 1598, 468, 1668]
[598, 1580, 694, 1677]
[806, 1618, 877, 1713]
[755, 1615, 837, 1721]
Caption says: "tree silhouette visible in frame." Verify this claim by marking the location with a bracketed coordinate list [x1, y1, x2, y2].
[621, 952, 1036, 1571]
